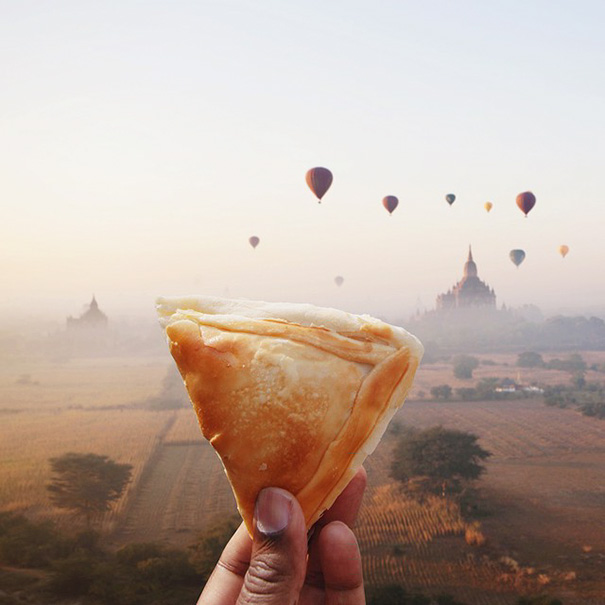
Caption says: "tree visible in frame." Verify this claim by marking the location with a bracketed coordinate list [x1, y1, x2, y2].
[545, 353, 587, 372]
[517, 351, 544, 368]
[47, 453, 132, 528]
[452, 355, 479, 379]
[571, 371, 586, 389]
[430, 384, 452, 400]
[391, 426, 491, 496]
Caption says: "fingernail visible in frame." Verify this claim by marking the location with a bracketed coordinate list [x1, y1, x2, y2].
[255, 488, 292, 537]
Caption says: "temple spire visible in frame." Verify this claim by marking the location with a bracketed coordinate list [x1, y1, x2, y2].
[463, 245, 477, 277]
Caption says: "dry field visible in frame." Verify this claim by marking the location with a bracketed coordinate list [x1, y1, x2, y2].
[384, 400, 605, 603]
[113, 441, 237, 548]
[114, 397, 605, 603]
[0, 408, 175, 531]
[2, 354, 605, 603]
[163, 408, 205, 444]
[0, 356, 169, 411]
[0, 356, 175, 531]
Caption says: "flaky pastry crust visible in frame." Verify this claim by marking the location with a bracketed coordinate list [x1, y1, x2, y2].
[157, 296, 423, 535]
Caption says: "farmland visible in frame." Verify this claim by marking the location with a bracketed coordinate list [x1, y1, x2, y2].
[1, 353, 604, 603]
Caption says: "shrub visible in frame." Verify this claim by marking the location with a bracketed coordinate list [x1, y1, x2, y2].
[0, 513, 70, 568]
[436, 595, 468, 605]
[366, 584, 430, 605]
[431, 385, 452, 400]
[47, 542, 201, 605]
[580, 401, 605, 418]
[452, 355, 479, 380]
[455, 387, 477, 401]
[517, 352, 544, 368]
[46, 551, 100, 598]
[464, 522, 486, 546]
[545, 354, 587, 372]
[517, 596, 563, 605]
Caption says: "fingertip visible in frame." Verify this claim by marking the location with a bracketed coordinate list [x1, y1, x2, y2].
[318, 521, 364, 593]
[352, 465, 368, 492]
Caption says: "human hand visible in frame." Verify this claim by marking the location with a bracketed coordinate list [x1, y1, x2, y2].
[198, 466, 367, 604]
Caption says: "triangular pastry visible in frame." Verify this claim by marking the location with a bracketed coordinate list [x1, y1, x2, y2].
[157, 296, 423, 535]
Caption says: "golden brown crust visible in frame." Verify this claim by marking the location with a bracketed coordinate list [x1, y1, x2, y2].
[159, 296, 423, 534]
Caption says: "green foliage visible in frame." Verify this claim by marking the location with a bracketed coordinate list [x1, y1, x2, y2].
[455, 378, 525, 402]
[455, 387, 477, 400]
[571, 371, 586, 389]
[0, 513, 70, 568]
[580, 400, 605, 418]
[411, 310, 605, 352]
[517, 596, 563, 605]
[436, 595, 468, 605]
[543, 386, 569, 408]
[47, 453, 132, 527]
[475, 378, 501, 398]
[430, 384, 452, 400]
[189, 515, 240, 580]
[545, 353, 587, 372]
[0, 568, 42, 600]
[45, 542, 200, 605]
[46, 551, 101, 598]
[0, 511, 219, 605]
[517, 351, 545, 367]
[391, 426, 491, 495]
[366, 584, 430, 605]
[543, 382, 605, 418]
[452, 355, 479, 379]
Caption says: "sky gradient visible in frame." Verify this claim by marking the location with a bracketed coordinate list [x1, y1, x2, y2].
[2, 1, 604, 323]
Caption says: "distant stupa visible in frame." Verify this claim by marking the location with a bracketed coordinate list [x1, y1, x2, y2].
[436, 247, 496, 310]
[66, 295, 108, 330]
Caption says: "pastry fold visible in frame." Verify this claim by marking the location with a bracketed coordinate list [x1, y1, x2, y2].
[157, 296, 423, 534]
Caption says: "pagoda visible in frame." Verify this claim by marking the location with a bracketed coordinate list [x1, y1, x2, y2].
[436, 247, 496, 310]
[66, 296, 108, 330]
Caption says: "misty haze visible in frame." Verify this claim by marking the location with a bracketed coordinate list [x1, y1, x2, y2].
[2, 2, 605, 604]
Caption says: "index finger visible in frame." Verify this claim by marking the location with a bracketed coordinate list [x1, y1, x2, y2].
[301, 466, 367, 600]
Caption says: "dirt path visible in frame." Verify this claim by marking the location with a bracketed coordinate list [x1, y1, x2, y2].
[112, 442, 237, 548]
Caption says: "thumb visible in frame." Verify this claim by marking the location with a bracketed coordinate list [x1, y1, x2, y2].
[237, 488, 307, 604]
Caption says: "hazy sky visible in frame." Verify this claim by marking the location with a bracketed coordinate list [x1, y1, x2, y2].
[2, 1, 604, 323]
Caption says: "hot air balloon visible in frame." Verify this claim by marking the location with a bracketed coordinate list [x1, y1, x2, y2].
[516, 191, 536, 217]
[249, 236, 260, 249]
[445, 193, 456, 206]
[382, 195, 399, 214]
[306, 167, 333, 202]
[559, 245, 569, 258]
[484, 202, 493, 213]
[334, 276, 344, 287]
[509, 249, 526, 267]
